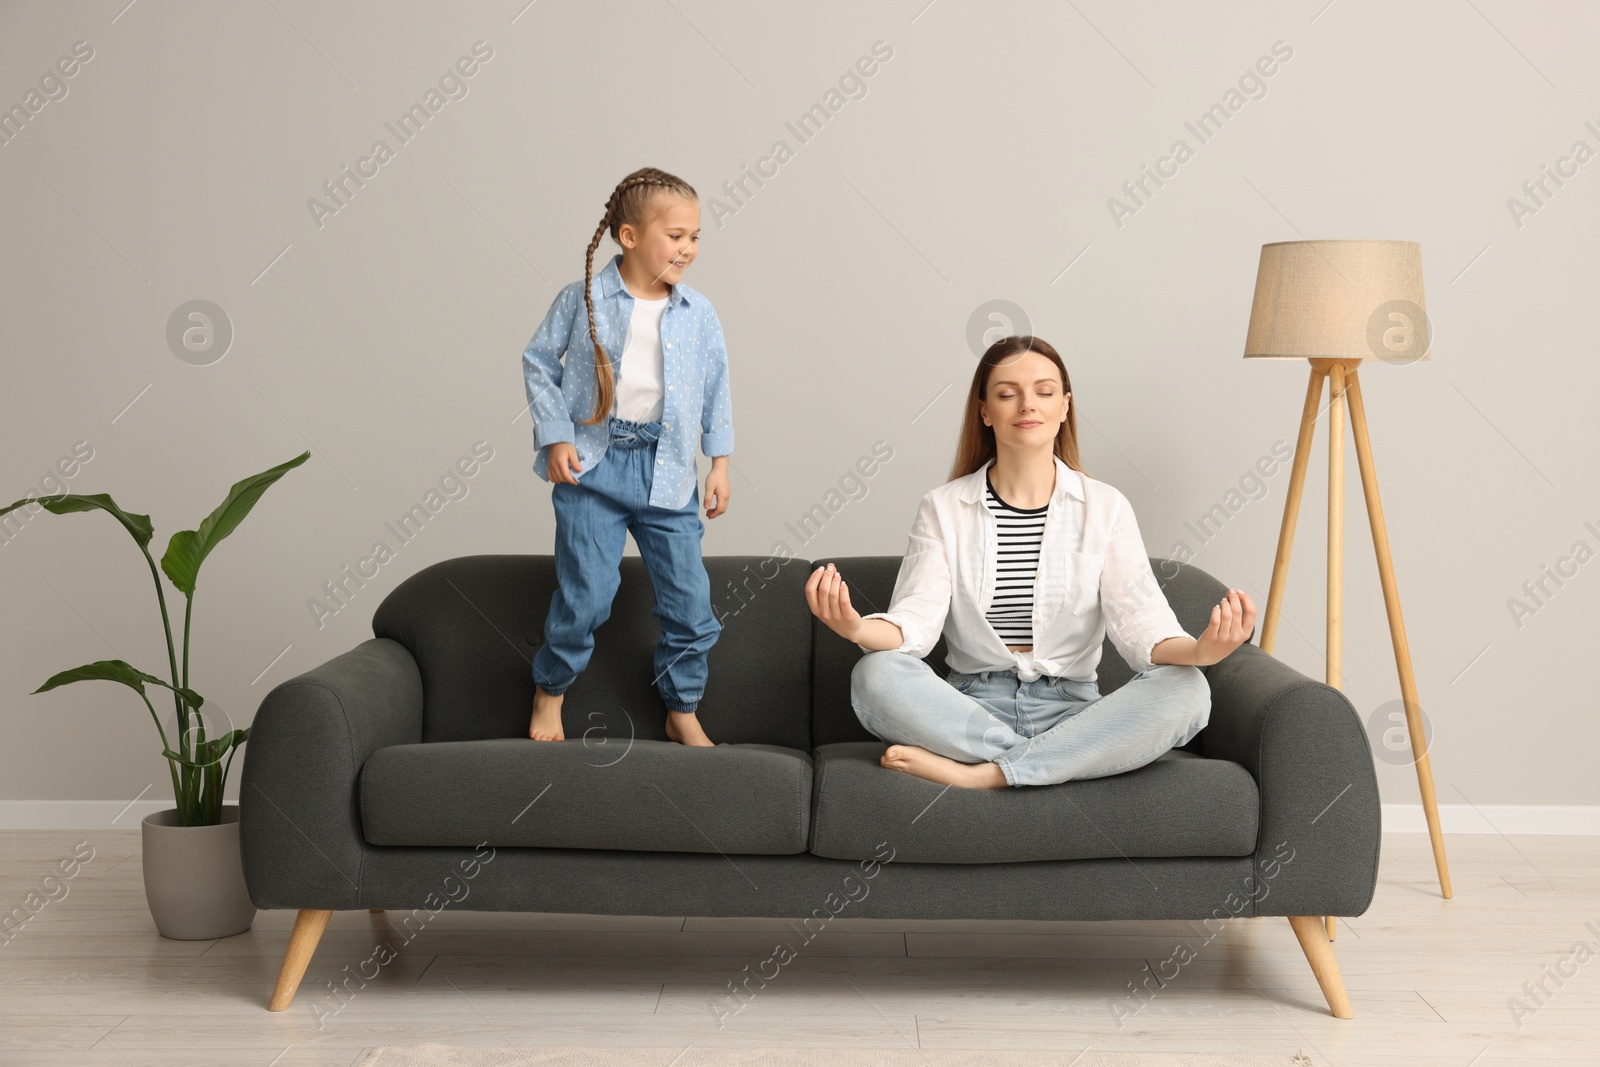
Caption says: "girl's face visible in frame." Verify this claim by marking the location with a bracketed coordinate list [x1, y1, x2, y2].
[619, 194, 700, 287]
[980, 350, 1070, 449]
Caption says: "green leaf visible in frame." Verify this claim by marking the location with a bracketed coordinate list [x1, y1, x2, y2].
[34, 659, 204, 709]
[160, 452, 309, 597]
[0, 493, 154, 548]
[163, 727, 248, 769]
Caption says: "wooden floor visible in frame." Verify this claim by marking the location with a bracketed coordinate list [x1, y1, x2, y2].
[1, 829, 1595, 1066]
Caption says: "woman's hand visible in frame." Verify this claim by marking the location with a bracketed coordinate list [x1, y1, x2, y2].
[1193, 588, 1257, 666]
[547, 442, 582, 484]
[805, 562, 862, 642]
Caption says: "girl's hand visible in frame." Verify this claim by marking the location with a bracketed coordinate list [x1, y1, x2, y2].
[547, 443, 582, 484]
[704, 466, 731, 518]
[1194, 588, 1257, 666]
[805, 563, 863, 642]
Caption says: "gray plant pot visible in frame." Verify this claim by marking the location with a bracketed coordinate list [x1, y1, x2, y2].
[141, 804, 257, 940]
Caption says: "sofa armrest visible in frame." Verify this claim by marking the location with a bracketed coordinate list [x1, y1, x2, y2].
[1200, 642, 1381, 918]
[240, 637, 424, 910]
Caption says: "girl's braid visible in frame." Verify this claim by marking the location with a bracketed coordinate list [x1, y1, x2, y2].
[579, 168, 698, 425]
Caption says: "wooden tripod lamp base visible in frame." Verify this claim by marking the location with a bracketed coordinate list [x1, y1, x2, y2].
[1244, 241, 1454, 933]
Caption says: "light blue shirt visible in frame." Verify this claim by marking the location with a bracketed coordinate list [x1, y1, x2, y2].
[522, 253, 735, 510]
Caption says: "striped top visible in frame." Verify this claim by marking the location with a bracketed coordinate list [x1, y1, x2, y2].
[983, 471, 1048, 645]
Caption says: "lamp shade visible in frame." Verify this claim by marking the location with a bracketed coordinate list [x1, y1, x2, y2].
[1243, 239, 1431, 363]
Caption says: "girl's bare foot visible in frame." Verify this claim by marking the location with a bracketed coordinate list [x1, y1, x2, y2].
[529, 686, 565, 741]
[880, 744, 1008, 789]
[664, 710, 715, 747]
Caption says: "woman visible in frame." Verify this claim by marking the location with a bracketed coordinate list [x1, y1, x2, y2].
[804, 335, 1256, 789]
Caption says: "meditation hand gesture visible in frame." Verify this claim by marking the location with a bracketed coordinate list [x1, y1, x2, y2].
[1193, 589, 1258, 666]
[805, 562, 862, 641]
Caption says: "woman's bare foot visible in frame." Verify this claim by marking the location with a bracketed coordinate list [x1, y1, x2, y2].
[529, 686, 565, 741]
[880, 744, 1008, 789]
[664, 710, 715, 747]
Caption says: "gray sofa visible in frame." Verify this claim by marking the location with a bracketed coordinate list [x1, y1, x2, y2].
[240, 552, 1380, 1019]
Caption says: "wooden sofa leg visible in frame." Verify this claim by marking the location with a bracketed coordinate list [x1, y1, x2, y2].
[269, 909, 332, 1011]
[1327, 915, 1337, 940]
[1288, 915, 1353, 1018]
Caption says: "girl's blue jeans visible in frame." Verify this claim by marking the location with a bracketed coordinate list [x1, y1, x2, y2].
[532, 417, 720, 714]
[850, 651, 1211, 787]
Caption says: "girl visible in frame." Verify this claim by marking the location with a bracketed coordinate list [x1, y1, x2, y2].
[522, 167, 734, 747]
[805, 335, 1255, 788]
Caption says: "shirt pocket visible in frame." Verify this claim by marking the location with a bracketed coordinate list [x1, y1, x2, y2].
[1065, 549, 1105, 617]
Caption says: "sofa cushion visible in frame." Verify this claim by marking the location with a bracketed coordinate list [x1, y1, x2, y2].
[808, 743, 1257, 863]
[360, 739, 813, 854]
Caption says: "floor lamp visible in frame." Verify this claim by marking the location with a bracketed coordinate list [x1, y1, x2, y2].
[1243, 240, 1453, 942]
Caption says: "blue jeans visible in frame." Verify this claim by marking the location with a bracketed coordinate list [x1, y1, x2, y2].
[850, 652, 1211, 787]
[532, 417, 720, 713]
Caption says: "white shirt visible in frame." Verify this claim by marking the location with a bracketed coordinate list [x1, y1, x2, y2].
[856, 455, 1190, 683]
[612, 293, 669, 422]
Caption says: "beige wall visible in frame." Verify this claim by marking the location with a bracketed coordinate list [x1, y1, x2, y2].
[1, 0, 1595, 814]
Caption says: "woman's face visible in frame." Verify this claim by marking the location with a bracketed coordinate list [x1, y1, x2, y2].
[619, 194, 700, 287]
[980, 350, 1069, 448]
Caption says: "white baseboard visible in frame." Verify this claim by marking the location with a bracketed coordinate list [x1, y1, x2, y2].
[1382, 803, 1600, 835]
[0, 800, 181, 830]
[0, 800, 1596, 834]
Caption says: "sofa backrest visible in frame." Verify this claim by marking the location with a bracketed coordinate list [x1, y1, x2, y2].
[371, 553, 815, 749]
[371, 552, 1234, 754]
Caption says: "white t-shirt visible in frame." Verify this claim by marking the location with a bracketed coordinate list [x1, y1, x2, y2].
[612, 294, 669, 422]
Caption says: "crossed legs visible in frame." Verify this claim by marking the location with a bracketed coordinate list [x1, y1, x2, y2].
[850, 651, 1210, 788]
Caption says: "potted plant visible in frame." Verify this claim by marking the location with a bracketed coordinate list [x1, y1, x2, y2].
[1, 451, 309, 939]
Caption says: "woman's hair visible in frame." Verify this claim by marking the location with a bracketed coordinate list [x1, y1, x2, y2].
[949, 335, 1086, 481]
[579, 166, 699, 425]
